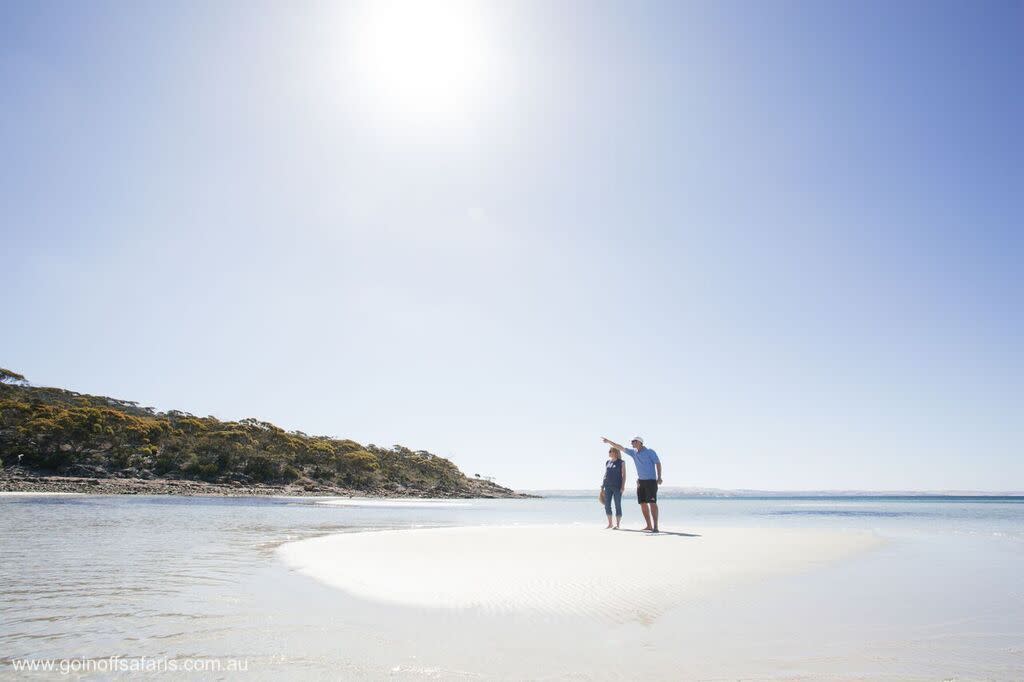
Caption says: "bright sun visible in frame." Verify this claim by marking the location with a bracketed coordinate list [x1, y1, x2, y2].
[350, 0, 492, 121]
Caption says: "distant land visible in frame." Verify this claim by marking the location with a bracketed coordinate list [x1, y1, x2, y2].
[0, 368, 527, 498]
[526, 487, 1024, 498]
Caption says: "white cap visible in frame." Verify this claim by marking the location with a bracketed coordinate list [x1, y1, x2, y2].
[632, 436, 644, 445]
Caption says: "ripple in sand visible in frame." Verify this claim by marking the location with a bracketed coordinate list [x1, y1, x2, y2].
[278, 525, 879, 621]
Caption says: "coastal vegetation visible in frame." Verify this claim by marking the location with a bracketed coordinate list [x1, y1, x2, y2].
[0, 368, 516, 496]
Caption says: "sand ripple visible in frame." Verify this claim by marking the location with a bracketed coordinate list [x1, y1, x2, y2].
[278, 525, 879, 620]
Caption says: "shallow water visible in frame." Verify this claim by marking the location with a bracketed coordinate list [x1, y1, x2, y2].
[1, 495, 1022, 679]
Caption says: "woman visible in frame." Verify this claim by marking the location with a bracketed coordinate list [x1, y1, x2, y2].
[602, 447, 625, 528]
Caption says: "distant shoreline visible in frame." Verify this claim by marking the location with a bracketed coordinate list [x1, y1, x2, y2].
[0, 473, 536, 499]
[525, 488, 1024, 499]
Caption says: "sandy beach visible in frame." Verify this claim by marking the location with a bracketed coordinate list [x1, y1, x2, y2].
[0, 490, 83, 496]
[279, 524, 881, 620]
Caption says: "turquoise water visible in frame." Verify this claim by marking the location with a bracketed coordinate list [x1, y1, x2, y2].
[1, 495, 1022, 679]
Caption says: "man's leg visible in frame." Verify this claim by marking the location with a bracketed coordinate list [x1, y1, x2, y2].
[650, 502, 659, 532]
[639, 502, 653, 530]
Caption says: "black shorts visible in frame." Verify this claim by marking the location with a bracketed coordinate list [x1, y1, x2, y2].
[637, 479, 658, 504]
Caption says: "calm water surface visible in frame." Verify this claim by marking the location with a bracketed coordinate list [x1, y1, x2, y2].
[1, 495, 1022, 679]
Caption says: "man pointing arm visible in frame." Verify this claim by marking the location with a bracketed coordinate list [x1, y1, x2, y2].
[601, 436, 662, 532]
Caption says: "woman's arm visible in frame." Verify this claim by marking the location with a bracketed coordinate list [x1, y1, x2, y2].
[621, 462, 626, 493]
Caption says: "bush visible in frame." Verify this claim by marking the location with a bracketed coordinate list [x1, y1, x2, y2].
[0, 375, 486, 493]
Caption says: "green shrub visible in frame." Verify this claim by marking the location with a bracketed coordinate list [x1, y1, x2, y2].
[0, 375, 486, 493]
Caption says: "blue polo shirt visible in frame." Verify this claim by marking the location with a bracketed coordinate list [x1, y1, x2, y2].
[623, 447, 660, 481]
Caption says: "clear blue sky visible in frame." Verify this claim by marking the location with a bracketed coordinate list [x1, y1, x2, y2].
[2, 0, 1021, 490]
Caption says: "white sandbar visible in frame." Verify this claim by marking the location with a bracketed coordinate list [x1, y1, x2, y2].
[0, 491, 83, 496]
[270, 495, 471, 508]
[314, 498, 472, 508]
[279, 525, 879, 619]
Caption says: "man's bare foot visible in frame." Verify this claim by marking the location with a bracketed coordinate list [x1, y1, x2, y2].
[652, 527, 659, 533]
[642, 526, 653, 531]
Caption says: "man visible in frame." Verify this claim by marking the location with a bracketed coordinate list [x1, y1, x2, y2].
[601, 436, 662, 532]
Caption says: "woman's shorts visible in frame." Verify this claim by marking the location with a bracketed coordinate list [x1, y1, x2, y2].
[636, 479, 658, 503]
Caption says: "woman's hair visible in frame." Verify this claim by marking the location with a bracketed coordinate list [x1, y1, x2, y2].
[608, 447, 621, 459]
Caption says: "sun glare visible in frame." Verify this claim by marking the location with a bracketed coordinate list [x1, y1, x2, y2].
[350, 0, 492, 122]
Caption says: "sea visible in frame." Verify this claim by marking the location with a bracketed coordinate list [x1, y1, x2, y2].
[1, 494, 1022, 679]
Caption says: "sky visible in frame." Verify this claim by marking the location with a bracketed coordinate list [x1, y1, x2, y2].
[2, 0, 1022, 491]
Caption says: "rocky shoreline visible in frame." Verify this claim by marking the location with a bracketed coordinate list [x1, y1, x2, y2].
[0, 473, 535, 499]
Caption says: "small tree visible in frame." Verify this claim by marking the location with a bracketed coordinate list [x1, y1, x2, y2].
[0, 368, 27, 385]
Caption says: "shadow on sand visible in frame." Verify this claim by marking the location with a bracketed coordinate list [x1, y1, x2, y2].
[614, 529, 701, 538]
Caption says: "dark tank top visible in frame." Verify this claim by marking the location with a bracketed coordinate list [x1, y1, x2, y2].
[603, 459, 623, 487]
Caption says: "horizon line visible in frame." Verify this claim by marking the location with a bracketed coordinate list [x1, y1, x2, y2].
[522, 488, 1024, 496]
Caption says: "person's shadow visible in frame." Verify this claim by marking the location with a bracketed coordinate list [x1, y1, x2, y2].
[616, 529, 701, 537]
